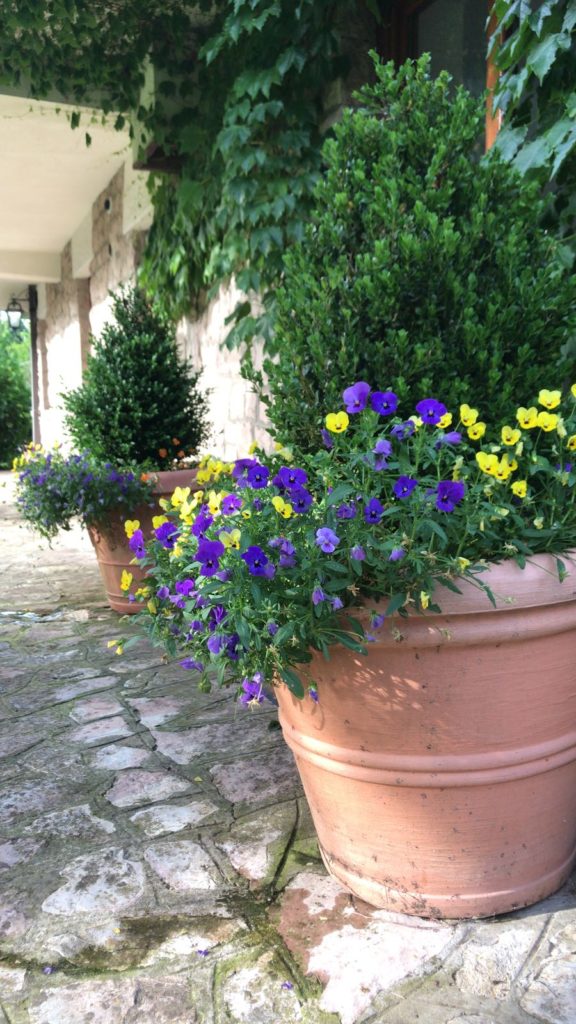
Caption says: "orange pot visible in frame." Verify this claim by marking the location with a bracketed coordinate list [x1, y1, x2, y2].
[276, 553, 576, 919]
[87, 469, 198, 615]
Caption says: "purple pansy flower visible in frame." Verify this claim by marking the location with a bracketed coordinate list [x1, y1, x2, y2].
[373, 438, 393, 457]
[242, 545, 272, 576]
[192, 509, 214, 537]
[128, 528, 145, 558]
[415, 397, 447, 426]
[315, 527, 340, 553]
[312, 587, 327, 605]
[180, 658, 204, 671]
[209, 605, 227, 629]
[267, 621, 279, 636]
[371, 391, 398, 416]
[175, 578, 195, 596]
[221, 494, 242, 514]
[155, 521, 180, 550]
[274, 466, 308, 491]
[435, 480, 466, 512]
[309, 687, 319, 703]
[388, 547, 406, 562]
[156, 585, 170, 600]
[232, 458, 257, 482]
[196, 538, 225, 577]
[343, 380, 371, 413]
[239, 673, 265, 706]
[435, 431, 462, 448]
[371, 612, 385, 628]
[390, 420, 416, 440]
[206, 633, 226, 654]
[331, 596, 344, 610]
[364, 497, 384, 523]
[290, 487, 313, 513]
[393, 476, 418, 499]
[321, 428, 334, 450]
[350, 545, 366, 561]
[336, 502, 356, 520]
[246, 463, 270, 489]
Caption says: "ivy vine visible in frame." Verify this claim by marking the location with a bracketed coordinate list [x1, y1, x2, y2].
[0, 0, 363, 350]
[490, 0, 576, 252]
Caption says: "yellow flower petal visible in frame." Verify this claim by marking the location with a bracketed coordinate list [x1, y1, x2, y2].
[420, 591, 430, 610]
[516, 406, 538, 429]
[538, 389, 561, 410]
[501, 426, 521, 446]
[325, 411, 350, 433]
[536, 411, 558, 432]
[124, 519, 140, 539]
[437, 412, 453, 430]
[467, 422, 486, 440]
[120, 570, 133, 592]
[152, 514, 168, 529]
[567, 435, 576, 451]
[511, 480, 527, 498]
[460, 404, 479, 427]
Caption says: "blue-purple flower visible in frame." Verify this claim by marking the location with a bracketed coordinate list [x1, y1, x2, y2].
[191, 510, 214, 537]
[232, 458, 257, 482]
[274, 466, 308, 491]
[435, 480, 466, 512]
[315, 528, 340, 553]
[247, 463, 270, 489]
[175, 578, 195, 596]
[321, 428, 334, 450]
[435, 431, 462, 448]
[239, 673, 265, 706]
[350, 545, 366, 561]
[364, 497, 384, 523]
[221, 494, 242, 514]
[180, 658, 204, 671]
[371, 391, 398, 416]
[336, 502, 356, 520]
[393, 476, 418, 500]
[157, 585, 170, 600]
[242, 545, 274, 576]
[196, 538, 225, 577]
[128, 528, 145, 558]
[343, 381, 371, 413]
[388, 547, 406, 562]
[312, 587, 327, 605]
[390, 420, 416, 440]
[415, 398, 447, 426]
[290, 488, 313, 514]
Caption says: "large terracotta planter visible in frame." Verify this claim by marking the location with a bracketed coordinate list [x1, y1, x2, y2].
[87, 469, 197, 614]
[277, 553, 576, 919]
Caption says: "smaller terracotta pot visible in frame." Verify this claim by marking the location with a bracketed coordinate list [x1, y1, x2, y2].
[88, 469, 197, 614]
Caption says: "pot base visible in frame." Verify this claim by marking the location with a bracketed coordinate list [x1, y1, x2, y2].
[319, 843, 576, 920]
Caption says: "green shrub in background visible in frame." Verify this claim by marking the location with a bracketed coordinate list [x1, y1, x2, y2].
[0, 324, 31, 468]
[63, 287, 211, 468]
[258, 56, 576, 453]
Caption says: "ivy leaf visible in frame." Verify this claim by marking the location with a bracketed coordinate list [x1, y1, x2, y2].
[514, 136, 551, 173]
[526, 33, 567, 83]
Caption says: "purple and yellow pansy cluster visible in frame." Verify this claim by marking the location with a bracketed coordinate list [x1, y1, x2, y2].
[116, 382, 576, 704]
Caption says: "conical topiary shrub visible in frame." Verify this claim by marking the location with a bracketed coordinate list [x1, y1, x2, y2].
[62, 287, 210, 467]
[260, 55, 576, 452]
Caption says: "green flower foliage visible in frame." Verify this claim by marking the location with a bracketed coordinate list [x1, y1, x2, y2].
[0, 324, 31, 468]
[62, 288, 210, 468]
[490, 0, 576, 249]
[259, 56, 576, 453]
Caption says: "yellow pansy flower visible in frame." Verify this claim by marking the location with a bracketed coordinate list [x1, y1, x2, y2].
[467, 422, 486, 440]
[457, 557, 471, 571]
[120, 570, 133, 592]
[533, 517, 544, 530]
[221, 529, 241, 550]
[107, 639, 120, 649]
[272, 495, 293, 518]
[501, 426, 521, 446]
[325, 411, 350, 433]
[538, 389, 561, 410]
[158, 498, 171, 511]
[124, 519, 140, 539]
[241, 509, 252, 519]
[147, 599, 158, 615]
[152, 514, 168, 529]
[274, 443, 294, 461]
[516, 406, 538, 429]
[437, 412, 453, 430]
[556, 418, 567, 439]
[460, 404, 479, 427]
[207, 491, 223, 516]
[511, 480, 527, 498]
[567, 435, 576, 451]
[171, 486, 191, 508]
[476, 452, 499, 475]
[571, 384, 576, 399]
[196, 468, 212, 484]
[420, 592, 430, 610]
[536, 411, 558, 432]
[135, 586, 150, 599]
[494, 457, 513, 481]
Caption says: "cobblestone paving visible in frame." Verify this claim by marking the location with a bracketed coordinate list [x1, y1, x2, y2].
[1, 471, 575, 1024]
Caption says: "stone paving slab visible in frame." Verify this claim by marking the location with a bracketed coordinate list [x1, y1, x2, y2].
[1, 470, 576, 1024]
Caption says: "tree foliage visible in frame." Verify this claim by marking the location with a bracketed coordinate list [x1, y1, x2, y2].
[0, 323, 31, 468]
[260, 57, 576, 452]
[490, 0, 576, 248]
[62, 288, 210, 467]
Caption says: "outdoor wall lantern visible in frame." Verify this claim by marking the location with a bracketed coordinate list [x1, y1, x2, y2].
[6, 296, 24, 331]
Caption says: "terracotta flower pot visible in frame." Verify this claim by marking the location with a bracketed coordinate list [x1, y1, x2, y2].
[276, 553, 576, 919]
[88, 469, 197, 614]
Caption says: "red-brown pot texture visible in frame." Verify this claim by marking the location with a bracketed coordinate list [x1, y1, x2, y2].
[276, 553, 576, 919]
[88, 469, 197, 614]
